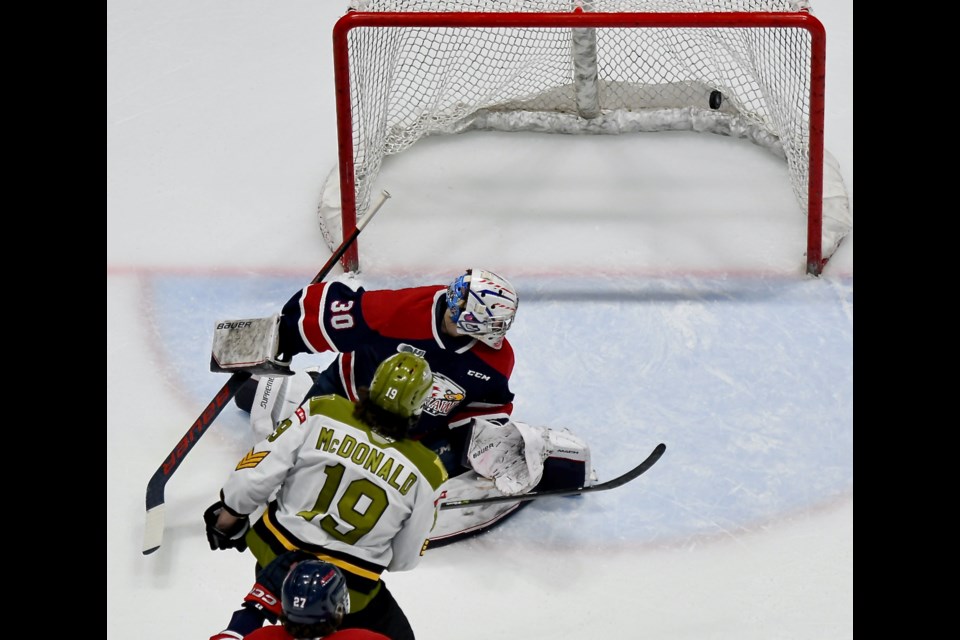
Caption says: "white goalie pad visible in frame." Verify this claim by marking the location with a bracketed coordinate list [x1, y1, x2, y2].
[249, 369, 318, 440]
[465, 419, 594, 496]
[523, 423, 594, 489]
[429, 471, 525, 545]
[210, 314, 292, 376]
[465, 419, 542, 495]
[430, 422, 595, 545]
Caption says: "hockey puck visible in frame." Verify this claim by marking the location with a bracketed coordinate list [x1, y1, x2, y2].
[709, 90, 723, 110]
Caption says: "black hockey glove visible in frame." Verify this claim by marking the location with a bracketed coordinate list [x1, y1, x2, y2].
[204, 501, 250, 552]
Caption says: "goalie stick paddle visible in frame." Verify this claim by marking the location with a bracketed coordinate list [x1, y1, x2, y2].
[439, 442, 666, 510]
[142, 191, 392, 555]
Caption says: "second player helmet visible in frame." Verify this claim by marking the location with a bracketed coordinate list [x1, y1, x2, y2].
[369, 352, 434, 418]
[281, 559, 350, 627]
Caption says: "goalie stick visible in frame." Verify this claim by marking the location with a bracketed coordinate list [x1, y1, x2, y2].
[142, 191, 392, 555]
[439, 442, 666, 510]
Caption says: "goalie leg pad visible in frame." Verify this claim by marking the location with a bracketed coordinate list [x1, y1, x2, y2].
[464, 418, 534, 495]
[514, 423, 594, 491]
[428, 471, 528, 547]
[249, 369, 318, 439]
[464, 420, 596, 496]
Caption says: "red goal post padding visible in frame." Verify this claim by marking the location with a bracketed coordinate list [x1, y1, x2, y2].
[326, 0, 849, 276]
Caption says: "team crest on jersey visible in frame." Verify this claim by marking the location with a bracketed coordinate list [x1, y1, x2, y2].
[422, 373, 465, 417]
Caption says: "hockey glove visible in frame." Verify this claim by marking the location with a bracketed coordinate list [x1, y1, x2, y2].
[242, 582, 283, 620]
[241, 550, 312, 622]
[465, 418, 538, 495]
[204, 501, 250, 552]
[255, 550, 313, 594]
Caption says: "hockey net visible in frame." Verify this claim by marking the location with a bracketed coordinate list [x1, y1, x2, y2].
[319, 0, 851, 276]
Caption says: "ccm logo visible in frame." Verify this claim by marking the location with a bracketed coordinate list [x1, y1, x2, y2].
[217, 321, 252, 330]
[248, 586, 278, 607]
[467, 370, 491, 381]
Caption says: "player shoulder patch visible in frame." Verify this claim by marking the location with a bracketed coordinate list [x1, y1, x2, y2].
[235, 448, 270, 470]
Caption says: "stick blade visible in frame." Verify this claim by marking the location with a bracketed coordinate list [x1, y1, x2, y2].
[142, 505, 166, 555]
[600, 442, 666, 489]
[440, 443, 666, 510]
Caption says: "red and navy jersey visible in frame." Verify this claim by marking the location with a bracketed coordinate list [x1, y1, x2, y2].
[278, 281, 515, 446]
[246, 625, 389, 639]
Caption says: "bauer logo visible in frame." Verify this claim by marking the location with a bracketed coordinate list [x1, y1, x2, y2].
[216, 321, 253, 330]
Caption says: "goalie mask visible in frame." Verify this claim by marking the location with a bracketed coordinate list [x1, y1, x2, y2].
[446, 269, 519, 349]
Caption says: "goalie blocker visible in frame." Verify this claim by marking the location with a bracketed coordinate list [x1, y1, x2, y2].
[210, 314, 293, 377]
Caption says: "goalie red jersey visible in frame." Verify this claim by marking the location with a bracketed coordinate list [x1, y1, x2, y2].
[274, 278, 517, 470]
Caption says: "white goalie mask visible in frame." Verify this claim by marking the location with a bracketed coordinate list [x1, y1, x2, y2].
[446, 269, 519, 349]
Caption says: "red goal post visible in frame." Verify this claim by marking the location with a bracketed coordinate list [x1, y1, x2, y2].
[324, 0, 850, 276]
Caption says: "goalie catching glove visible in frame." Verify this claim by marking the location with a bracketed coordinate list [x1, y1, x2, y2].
[464, 418, 594, 496]
[203, 501, 251, 552]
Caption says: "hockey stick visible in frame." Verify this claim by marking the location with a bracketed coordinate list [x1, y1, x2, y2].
[142, 191, 392, 555]
[439, 442, 666, 510]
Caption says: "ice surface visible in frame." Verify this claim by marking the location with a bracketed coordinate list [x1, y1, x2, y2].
[107, 2, 852, 638]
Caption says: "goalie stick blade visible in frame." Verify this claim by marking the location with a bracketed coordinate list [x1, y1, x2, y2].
[439, 442, 666, 510]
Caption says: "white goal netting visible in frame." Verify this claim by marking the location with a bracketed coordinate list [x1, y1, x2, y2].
[319, 0, 850, 275]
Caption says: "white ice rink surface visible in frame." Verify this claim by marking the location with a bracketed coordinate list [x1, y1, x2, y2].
[107, 2, 853, 638]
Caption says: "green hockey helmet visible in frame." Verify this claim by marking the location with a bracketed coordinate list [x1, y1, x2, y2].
[369, 352, 434, 418]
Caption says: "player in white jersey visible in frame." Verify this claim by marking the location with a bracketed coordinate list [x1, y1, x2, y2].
[205, 352, 447, 640]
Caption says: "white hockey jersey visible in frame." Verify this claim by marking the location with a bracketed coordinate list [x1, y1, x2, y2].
[221, 394, 448, 572]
